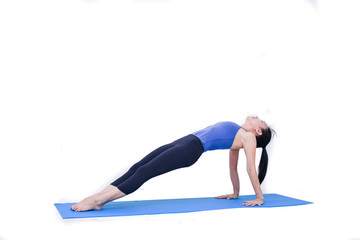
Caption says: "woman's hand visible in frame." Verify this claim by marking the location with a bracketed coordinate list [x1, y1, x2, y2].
[215, 193, 239, 200]
[242, 198, 264, 207]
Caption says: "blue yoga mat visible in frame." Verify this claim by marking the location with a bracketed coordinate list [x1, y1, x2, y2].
[55, 193, 312, 219]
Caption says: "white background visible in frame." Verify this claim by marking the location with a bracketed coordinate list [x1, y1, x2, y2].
[0, 0, 359, 239]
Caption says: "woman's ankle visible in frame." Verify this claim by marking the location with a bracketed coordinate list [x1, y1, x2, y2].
[96, 187, 126, 205]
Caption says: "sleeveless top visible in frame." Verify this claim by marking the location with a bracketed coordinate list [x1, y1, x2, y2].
[192, 121, 247, 152]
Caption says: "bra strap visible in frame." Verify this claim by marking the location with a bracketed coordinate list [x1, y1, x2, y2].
[240, 126, 248, 132]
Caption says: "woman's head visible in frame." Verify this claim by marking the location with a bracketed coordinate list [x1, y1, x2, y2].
[244, 116, 274, 146]
[245, 116, 268, 137]
[245, 116, 276, 184]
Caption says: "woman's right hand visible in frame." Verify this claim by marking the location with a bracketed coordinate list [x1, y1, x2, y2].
[215, 193, 239, 200]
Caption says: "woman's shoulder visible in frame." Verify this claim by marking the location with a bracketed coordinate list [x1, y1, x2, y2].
[240, 131, 256, 144]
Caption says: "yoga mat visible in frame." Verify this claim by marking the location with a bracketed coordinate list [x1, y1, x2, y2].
[55, 193, 312, 219]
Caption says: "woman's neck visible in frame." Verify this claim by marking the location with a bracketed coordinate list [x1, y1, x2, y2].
[241, 123, 253, 133]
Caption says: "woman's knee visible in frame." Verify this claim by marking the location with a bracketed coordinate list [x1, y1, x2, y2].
[134, 165, 154, 180]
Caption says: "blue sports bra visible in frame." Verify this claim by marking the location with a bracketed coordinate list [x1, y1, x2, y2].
[192, 121, 248, 152]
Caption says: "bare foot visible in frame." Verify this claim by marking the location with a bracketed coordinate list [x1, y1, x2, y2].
[71, 187, 126, 212]
[71, 196, 104, 212]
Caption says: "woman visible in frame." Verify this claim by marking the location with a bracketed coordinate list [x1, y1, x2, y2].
[71, 116, 275, 212]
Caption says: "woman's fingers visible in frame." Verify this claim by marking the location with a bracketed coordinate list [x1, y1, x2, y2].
[242, 200, 262, 207]
[216, 194, 239, 200]
[216, 194, 234, 199]
[215, 195, 227, 199]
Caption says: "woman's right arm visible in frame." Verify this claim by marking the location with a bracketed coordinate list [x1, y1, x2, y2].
[229, 149, 240, 196]
[215, 149, 239, 199]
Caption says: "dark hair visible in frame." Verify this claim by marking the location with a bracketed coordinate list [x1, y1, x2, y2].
[256, 127, 276, 184]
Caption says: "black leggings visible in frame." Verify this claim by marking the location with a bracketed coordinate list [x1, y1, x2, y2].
[110, 134, 204, 195]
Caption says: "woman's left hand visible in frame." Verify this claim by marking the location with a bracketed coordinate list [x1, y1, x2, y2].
[242, 198, 264, 207]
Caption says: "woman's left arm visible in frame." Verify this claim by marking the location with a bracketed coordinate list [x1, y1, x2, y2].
[242, 135, 264, 206]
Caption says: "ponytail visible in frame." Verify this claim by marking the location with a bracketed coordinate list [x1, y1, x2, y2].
[255, 127, 275, 184]
[258, 147, 268, 184]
